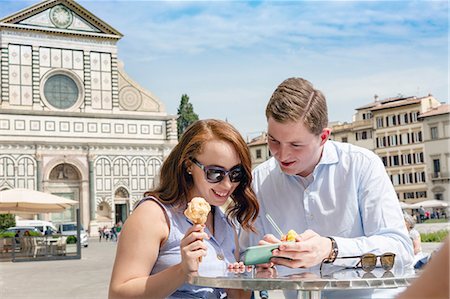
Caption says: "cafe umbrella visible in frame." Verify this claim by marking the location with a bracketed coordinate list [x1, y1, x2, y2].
[0, 188, 78, 214]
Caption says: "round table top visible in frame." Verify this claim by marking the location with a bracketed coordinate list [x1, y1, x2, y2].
[188, 265, 417, 291]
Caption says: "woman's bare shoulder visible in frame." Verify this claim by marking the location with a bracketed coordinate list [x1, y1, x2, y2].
[125, 199, 170, 236]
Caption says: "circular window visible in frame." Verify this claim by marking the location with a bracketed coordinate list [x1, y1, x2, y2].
[44, 74, 79, 109]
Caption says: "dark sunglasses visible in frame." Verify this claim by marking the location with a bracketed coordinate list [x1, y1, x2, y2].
[190, 158, 245, 183]
[321, 252, 396, 273]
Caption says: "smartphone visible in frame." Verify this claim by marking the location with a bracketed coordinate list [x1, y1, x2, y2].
[243, 243, 280, 265]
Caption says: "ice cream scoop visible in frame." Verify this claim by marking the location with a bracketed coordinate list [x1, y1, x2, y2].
[184, 197, 211, 224]
[282, 229, 298, 242]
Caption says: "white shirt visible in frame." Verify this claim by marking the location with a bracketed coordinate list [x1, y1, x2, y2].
[240, 140, 414, 268]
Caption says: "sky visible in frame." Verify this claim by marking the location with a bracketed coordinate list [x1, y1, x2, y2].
[0, 0, 448, 140]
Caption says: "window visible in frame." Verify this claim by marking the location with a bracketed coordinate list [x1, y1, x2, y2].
[256, 149, 262, 159]
[431, 127, 438, 140]
[44, 74, 79, 109]
[392, 155, 399, 166]
[433, 159, 440, 174]
[415, 152, 424, 164]
[342, 137, 348, 143]
[401, 133, 408, 145]
[403, 113, 409, 124]
[416, 191, 427, 199]
[376, 117, 383, 128]
[392, 174, 400, 185]
[403, 192, 415, 199]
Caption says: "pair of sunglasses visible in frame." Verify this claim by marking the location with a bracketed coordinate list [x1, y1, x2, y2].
[190, 158, 245, 183]
[320, 252, 396, 273]
[341, 252, 396, 272]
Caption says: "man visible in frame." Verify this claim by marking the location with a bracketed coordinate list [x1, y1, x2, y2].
[239, 77, 414, 298]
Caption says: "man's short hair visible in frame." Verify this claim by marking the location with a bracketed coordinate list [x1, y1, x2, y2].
[265, 77, 328, 135]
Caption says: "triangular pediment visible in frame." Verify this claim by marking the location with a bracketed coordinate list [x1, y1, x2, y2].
[0, 0, 122, 39]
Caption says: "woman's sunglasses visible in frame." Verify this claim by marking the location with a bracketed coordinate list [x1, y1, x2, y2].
[190, 158, 245, 183]
[321, 252, 396, 273]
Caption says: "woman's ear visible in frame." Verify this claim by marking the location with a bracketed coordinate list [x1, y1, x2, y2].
[185, 161, 193, 175]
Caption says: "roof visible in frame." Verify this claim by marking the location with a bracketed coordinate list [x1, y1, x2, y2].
[0, 0, 122, 39]
[248, 134, 267, 146]
[356, 96, 424, 112]
[419, 104, 450, 118]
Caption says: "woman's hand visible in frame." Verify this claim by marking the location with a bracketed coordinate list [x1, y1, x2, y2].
[179, 224, 209, 276]
[227, 261, 252, 273]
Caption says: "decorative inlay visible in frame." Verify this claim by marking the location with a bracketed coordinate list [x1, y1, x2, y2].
[15, 120, 25, 130]
[45, 121, 55, 131]
[154, 125, 162, 135]
[30, 120, 40, 131]
[119, 86, 142, 111]
[49, 5, 73, 29]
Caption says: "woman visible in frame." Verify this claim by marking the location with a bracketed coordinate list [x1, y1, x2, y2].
[403, 213, 422, 255]
[404, 212, 429, 269]
[109, 119, 259, 299]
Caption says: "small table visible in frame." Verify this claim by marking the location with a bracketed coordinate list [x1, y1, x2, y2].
[188, 265, 416, 299]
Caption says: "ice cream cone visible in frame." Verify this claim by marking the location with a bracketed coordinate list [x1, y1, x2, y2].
[184, 197, 211, 262]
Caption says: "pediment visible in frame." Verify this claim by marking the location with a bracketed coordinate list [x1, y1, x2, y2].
[0, 0, 122, 39]
[117, 61, 165, 113]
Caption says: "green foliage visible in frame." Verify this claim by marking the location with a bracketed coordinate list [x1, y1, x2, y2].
[0, 214, 15, 231]
[28, 231, 42, 237]
[0, 232, 15, 238]
[66, 235, 77, 244]
[420, 230, 449, 242]
[423, 218, 448, 224]
[177, 94, 199, 139]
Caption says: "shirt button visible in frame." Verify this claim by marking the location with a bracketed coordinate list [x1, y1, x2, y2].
[217, 254, 224, 261]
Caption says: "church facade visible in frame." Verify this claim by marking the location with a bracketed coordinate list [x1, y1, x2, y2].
[0, 0, 177, 233]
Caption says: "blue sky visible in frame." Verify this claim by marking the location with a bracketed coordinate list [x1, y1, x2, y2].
[1, 0, 448, 139]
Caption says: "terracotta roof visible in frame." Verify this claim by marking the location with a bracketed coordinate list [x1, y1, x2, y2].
[419, 104, 450, 118]
[370, 97, 422, 111]
[248, 134, 267, 146]
[356, 96, 415, 110]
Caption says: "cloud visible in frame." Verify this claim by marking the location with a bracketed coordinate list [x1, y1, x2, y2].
[0, 0, 447, 136]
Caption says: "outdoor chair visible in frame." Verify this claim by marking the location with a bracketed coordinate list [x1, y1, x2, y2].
[55, 236, 67, 255]
[30, 237, 46, 258]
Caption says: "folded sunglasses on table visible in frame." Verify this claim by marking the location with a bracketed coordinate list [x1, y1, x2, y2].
[321, 252, 396, 273]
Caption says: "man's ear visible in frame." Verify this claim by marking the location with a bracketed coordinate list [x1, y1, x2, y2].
[320, 128, 331, 145]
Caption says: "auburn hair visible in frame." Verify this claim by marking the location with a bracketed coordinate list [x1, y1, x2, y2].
[144, 119, 259, 232]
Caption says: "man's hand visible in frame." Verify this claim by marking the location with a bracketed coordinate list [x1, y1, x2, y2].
[270, 229, 332, 268]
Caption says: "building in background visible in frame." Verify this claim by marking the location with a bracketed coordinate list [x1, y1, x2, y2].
[247, 132, 270, 169]
[369, 95, 440, 204]
[0, 0, 177, 234]
[419, 104, 450, 202]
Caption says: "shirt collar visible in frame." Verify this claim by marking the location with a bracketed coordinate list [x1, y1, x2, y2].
[317, 141, 339, 166]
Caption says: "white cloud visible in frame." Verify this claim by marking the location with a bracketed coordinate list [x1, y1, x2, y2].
[0, 0, 447, 136]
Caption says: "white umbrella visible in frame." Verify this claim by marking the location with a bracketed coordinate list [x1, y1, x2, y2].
[409, 199, 449, 209]
[399, 201, 413, 209]
[0, 188, 78, 214]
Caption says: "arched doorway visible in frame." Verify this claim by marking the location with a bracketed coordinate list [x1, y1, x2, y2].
[47, 163, 81, 223]
[114, 187, 129, 224]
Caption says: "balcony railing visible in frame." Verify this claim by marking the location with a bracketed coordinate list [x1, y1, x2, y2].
[431, 172, 450, 179]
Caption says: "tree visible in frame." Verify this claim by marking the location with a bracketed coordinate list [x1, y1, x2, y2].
[177, 94, 199, 139]
[0, 214, 15, 231]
